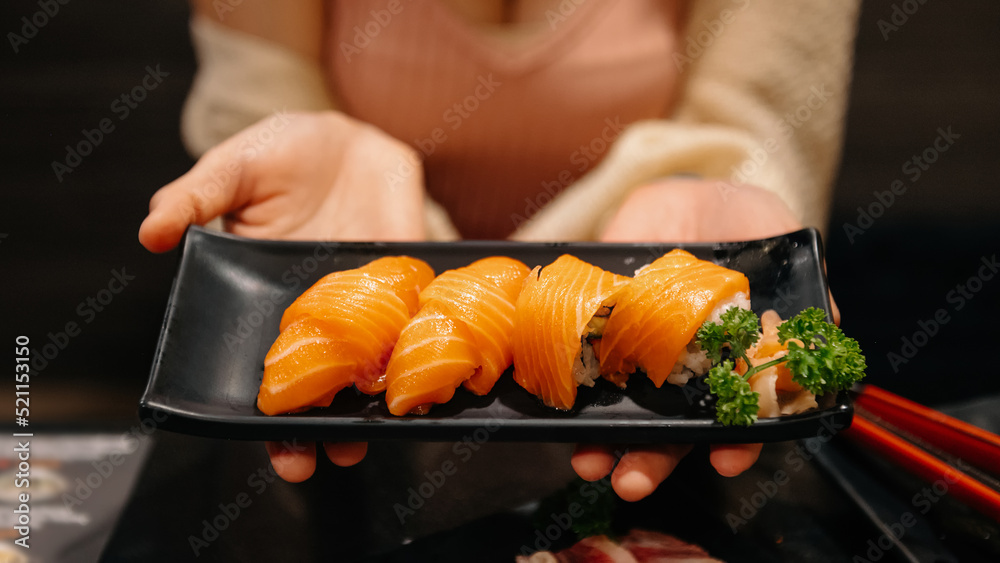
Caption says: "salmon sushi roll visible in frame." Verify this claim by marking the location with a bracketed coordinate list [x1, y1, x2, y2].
[511, 255, 630, 411]
[599, 249, 750, 388]
[279, 256, 432, 332]
[258, 256, 434, 415]
[385, 257, 529, 415]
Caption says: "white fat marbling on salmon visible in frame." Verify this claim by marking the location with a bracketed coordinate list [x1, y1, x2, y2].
[264, 337, 333, 366]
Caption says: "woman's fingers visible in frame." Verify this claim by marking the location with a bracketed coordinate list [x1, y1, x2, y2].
[138, 188, 204, 253]
[573, 443, 695, 502]
[574, 443, 762, 501]
[821, 259, 842, 326]
[611, 445, 693, 502]
[571, 444, 619, 481]
[323, 442, 368, 467]
[263, 441, 367, 484]
[708, 443, 763, 477]
[265, 441, 317, 483]
[138, 144, 249, 253]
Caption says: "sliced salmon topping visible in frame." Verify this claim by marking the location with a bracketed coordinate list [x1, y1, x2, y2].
[384, 257, 529, 415]
[599, 249, 750, 387]
[420, 257, 530, 395]
[385, 301, 482, 416]
[511, 255, 629, 410]
[258, 317, 360, 415]
[258, 256, 434, 415]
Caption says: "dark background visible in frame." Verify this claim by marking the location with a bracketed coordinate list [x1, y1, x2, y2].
[1, 1, 998, 417]
[1, 2, 999, 561]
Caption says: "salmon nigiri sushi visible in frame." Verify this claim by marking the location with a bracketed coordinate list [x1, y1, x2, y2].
[511, 255, 630, 410]
[258, 256, 434, 415]
[599, 249, 750, 389]
[385, 257, 529, 416]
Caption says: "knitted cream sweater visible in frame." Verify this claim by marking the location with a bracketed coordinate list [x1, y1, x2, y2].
[182, 1, 859, 241]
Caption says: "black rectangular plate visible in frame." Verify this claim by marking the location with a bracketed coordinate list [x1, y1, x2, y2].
[138, 226, 852, 443]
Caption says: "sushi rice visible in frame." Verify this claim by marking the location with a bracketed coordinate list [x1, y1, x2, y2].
[667, 294, 751, 386]
[573, 294, 751, 388]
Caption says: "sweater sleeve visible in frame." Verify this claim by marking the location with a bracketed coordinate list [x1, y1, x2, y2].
[510, 0, 860, 241]
[180, 16, 461, 240]
[181, 16, 337, 157]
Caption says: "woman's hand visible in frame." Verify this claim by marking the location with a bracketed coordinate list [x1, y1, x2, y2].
[600, 178, 803, 244]
[139, 111, 427, 481]
[265, 441, 369, 483]
[139, 111, 426, 251]
[576, 178, 810, 501]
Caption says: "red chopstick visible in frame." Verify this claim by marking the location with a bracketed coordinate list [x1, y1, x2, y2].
[843, 415, 1000, 521]
[854, 385, 1000, 473]
[842, 385, 1000, 522]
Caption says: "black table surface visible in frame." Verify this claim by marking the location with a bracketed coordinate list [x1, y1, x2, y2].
[99, 417, 1000, 562]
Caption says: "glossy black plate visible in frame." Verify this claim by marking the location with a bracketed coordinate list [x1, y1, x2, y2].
[138, 226, 851, 443]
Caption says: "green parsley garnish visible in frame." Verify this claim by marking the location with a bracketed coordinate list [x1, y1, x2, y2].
[695, 307, 866, 426]
[696, 307, 760, 363]
[706, 360, 760, 427]
[778, 307, 867, 395]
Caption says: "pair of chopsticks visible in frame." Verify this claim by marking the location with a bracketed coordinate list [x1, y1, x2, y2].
[841, 384, 1000, 522]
